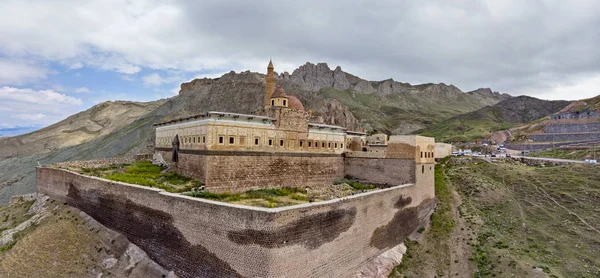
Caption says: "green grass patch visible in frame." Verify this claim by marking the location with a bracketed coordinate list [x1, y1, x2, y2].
[77, 161, 201, 193]
[333, 179, 375, 190]
[184, 187, 310, 208]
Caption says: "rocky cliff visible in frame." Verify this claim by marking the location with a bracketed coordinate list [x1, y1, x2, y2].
[180, 62, 510, 134]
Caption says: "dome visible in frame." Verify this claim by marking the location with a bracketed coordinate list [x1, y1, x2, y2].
[272, 84, 288, 98]
[287, 95, 305, 111]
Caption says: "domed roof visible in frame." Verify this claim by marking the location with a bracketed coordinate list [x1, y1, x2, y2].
[287, 95, 304, 111]
[271, 84, 288, 98]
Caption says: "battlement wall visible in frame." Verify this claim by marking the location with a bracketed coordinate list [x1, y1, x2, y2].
[36, 167, 435, 278]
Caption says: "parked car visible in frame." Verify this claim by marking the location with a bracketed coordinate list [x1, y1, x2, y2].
[521, 151, 530, 156]
[506, 154, 512, 158]
[491, 153, 497, 157]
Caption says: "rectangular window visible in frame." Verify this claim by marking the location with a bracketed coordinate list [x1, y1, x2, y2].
[229, 136, 235, 145]
[239, 136, 245, 146]
[300, 140, 304, 147]
[308, 141, 312, 147]
[280, 139, 284, 147]
[269, 138, 273, 146]
[335, 143, 338, 148]
[328, 142, 331, 148]
[421, 151, 423, 158]
[322, 142, 325, 148]
[219, 136, 224, 144]
[283, 99, 287, 106]
[341, 143, 343, 148]
[193, 137, 196, 143]
[202, 136, 206, 143]
[254, 137, 260, 145]
[271, 99, 275, 106]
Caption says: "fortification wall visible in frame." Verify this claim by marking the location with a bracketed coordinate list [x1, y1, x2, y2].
[158, 149, 344, 192]
[344, 158, 415, 186]
[543, 123, 600, 133]
[435, 143, 453, 159]
[36, 167, 435, 278]
[528, 132, 600, 142]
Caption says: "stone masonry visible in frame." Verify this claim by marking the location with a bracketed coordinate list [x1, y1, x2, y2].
[37, 167, 435, 278]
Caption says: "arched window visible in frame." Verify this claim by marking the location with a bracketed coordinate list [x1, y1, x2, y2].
[271, 99, 275, 106]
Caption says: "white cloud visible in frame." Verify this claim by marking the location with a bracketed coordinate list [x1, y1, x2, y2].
[68, 62, 84, 70]
[74, 87, 91, 93]
[0, 59, 48, 85]
[142, 73, 180, 86]
[0, 86, 83, 126]
[1, 0, 600, 98]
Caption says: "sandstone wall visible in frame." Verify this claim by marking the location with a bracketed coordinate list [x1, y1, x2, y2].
[543, 123, 600, 133]
[344, 158, 415, 186]
[37, 167, 436, 278]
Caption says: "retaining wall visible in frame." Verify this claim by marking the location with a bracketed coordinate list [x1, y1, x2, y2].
[543, 123, 600, 133]
[527, 132, 600, 142]
[37, 167, 435, 278]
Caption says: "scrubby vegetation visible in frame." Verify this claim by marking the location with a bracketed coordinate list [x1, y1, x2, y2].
[333, 179, 376, 190]
[185, 187, 310, 208]
[76, 161, 201, 193]
[447, 158, 600, 277]
[392, 157, 600, 277]
[529, 147, 599, 161]
[390, 157, 456, 277]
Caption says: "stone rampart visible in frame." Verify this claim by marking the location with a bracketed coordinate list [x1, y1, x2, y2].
[36, 167, 435, 278]
[52, 157, 135, 169]
[158, 149, 345, 192]
[543, 123, 600, 133]
[344, 158, 415, 186]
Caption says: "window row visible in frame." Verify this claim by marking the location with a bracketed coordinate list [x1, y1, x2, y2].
[420, 151, 434, 159]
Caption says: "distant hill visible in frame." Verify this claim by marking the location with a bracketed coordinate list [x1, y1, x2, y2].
[417, 96, 571, 142]
[0, 126, 43, 137]
[0, 100, 166, 160]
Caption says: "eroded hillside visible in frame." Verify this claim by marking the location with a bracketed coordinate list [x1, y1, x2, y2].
[0, 194, 175, 277]
[0, 100, 166, 159]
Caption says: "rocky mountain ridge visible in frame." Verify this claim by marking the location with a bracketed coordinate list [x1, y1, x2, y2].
[179, 62, 511, 133]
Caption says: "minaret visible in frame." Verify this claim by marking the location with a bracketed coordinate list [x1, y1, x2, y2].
[264, 59, 275, 109]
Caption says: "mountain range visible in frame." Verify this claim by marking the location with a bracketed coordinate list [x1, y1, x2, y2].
[0, 61, 513, 204]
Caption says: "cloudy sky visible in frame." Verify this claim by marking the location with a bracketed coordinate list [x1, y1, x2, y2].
[1, 0, 599, 131]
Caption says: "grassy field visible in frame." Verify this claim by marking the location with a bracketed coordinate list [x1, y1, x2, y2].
[74, 161, 201, 193]
[529, 147, 600, 161]
[447, 158, 600, 277]
[186, 179, 378, 208]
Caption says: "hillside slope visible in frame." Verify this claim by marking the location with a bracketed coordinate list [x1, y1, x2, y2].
[417, 96, 570, 141]
[0, 194, 174, 277]
[0, 100, 166, 159]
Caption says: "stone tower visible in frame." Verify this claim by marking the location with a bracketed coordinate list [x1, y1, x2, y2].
[264, 59, 275, 109]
